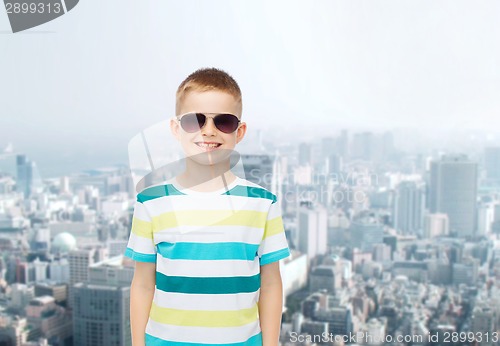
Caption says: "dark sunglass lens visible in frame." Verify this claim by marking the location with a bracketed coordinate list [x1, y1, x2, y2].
[180, 113, 206, 132]
[214, 114, 239, 133]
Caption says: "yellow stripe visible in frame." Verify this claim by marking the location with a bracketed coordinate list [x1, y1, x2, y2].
[152, 210, 267, 232]
[131, 217, 153, 239]
[150, 302, 258, 327]
[263, 216, 284, 239]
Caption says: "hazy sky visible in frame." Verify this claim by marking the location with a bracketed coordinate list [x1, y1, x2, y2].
[1, 1, 500, 176]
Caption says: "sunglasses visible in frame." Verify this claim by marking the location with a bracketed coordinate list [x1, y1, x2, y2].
[177, 112, 241, 134]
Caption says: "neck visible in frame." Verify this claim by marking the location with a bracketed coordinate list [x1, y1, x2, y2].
[179, 155, 236, 191]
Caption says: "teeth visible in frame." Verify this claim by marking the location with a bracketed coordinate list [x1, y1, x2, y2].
[196, 143, 220, 148]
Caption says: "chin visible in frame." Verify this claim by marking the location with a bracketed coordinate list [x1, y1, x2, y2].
[186, 149, 234, 166]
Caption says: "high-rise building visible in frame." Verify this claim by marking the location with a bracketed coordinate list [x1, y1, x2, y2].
[316, 306, 353, 336]
[73, 256, 134, 346]
[492, 204, 500, 233]
[16, 154, 35, 198]
[393, 181, 425, 236]
[68, 247, 107, 308]
[337, 130, 349, 158]
[309, 265, 341, 293]
[485, 147, 500, 180]
[452, 258, 479, 285]
[60, 176, 70, 194]
[327, 154, 343, 176]
[281, 252, 308, 297]
[351, 132, 375, 161]
[298, 142, 312, 167]
[297, 205, 327, 263]
[471, 304, 496, 346]
[429, 155, 478, 238]
[477, 201, 495, 236]
[9, 283, 34, 310]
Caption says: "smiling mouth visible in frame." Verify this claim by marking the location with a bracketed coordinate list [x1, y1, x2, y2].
[195, 142, 222, 150]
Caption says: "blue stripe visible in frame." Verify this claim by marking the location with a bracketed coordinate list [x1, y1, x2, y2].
[156, 272, 260, 294]
[137, 183, 276, 204]
[157, 242, 259, 261]
[124, 248, 156, 263]
[145, 332, 262, 346]
[260, 248, 290, 266]
[138, 184, 185, 203]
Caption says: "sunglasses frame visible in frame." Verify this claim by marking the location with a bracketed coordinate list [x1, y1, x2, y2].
[176, 112, 241, 134]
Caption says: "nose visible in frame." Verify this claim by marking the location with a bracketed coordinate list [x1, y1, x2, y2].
[201, 117, 217, 136]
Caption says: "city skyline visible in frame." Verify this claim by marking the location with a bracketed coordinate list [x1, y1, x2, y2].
[2, 1, 500, 163]
[3, 125, 500, 179]
[1, 131, 500, 344]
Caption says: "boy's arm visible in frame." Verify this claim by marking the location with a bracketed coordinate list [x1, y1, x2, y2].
[258, 261, 283, 346]
[130, 261, 156, 346]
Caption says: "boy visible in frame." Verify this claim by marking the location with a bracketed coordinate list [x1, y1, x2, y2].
[125, 68, 290, 346]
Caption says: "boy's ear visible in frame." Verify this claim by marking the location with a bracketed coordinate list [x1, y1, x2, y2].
[170, 117, 181, 141]
[236, 121, 247, 144]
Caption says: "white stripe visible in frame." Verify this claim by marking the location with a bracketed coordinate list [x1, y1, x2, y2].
[146, 318, 261, 344]
[133, 201, 152, 221]
[153, 290, 260, 310]
[156, 257, 260, 278]
[127, 232, 156, 255]
[154, 225, 264, 244]
[145, 194, 270, 215]
[267, 201, 282, 219]
[258, 233, 288, 257]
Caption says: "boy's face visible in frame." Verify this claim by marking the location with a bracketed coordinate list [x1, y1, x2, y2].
[170, 90, 246, 166]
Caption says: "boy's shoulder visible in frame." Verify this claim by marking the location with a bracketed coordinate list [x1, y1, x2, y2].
[135, 177, 182, 203]
[230, 177, 277, 204]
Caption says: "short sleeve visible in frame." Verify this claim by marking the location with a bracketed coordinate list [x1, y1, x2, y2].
[124, 199, 157, 263]
[257, 198, 291, 266]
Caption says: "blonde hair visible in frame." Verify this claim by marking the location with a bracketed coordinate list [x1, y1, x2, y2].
[176, 67, 242, 116]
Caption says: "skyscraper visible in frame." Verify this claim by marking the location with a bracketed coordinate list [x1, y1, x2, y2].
[73, 256, 134, 346]
[297, 205, 327, 263]
[392, 181, 425, 236]
[337, 129, 349, 158]
[298, 142, 312, 166]
[68, 247, 107, 308]
[484, 147, 500, 180]
[429, 155, 478, 238]
[351, 132, 375, 161]
[16, 154, 35, 198]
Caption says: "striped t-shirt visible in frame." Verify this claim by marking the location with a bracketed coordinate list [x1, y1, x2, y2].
[124, 176, 291, 346]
